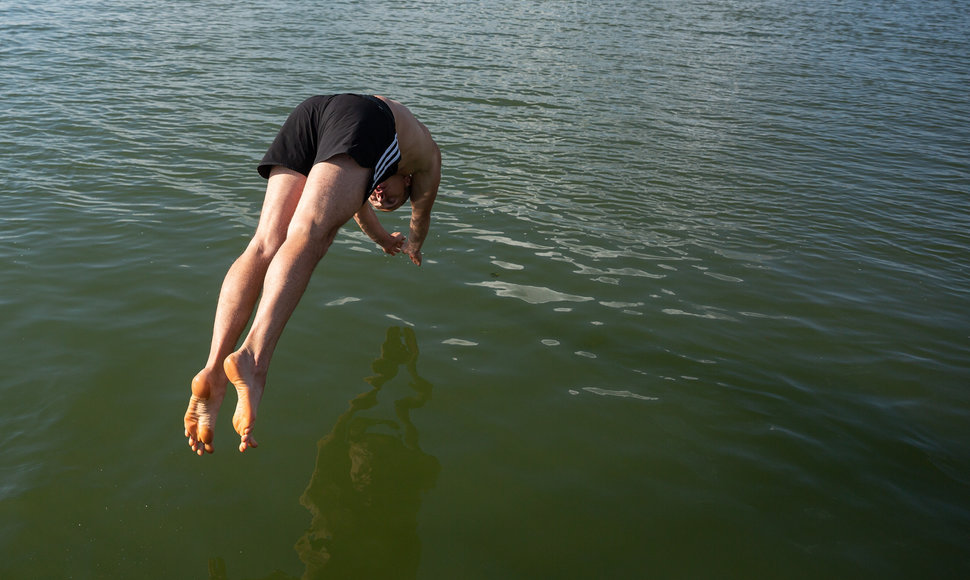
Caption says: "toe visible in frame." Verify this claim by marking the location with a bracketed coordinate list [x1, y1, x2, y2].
[238, 432, 258, 452]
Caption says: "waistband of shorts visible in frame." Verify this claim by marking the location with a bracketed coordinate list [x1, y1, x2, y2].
[357, 94, 395, 125]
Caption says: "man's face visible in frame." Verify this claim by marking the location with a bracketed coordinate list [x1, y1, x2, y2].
[369, 174, 411, 212]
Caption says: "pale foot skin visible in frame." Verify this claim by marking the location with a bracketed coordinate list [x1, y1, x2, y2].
[224, 350, 265, 452]
[183, 368, 228, 455]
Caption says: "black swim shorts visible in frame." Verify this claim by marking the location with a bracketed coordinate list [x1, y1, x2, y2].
[257, 94, 400, 196]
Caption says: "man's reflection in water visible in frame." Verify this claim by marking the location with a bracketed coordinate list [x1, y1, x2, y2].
[295, 326, 440, 579]
[209, 327, 439, 580]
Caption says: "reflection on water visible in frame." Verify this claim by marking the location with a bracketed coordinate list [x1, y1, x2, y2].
[296, 327, 439, 579]
[209, 327, 439, 580]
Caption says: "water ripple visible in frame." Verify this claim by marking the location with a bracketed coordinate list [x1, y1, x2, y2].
[2, 0, 969, 577]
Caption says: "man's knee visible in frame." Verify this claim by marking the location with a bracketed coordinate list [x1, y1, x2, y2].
[245, 233, 287, 263]
[285, 220, 340, 258]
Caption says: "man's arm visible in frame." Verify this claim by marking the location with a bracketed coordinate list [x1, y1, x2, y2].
[403, 141, 441, 266]
[354, 203, 405, 255]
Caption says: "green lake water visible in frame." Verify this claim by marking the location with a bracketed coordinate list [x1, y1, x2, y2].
[2, 0, 969, 578]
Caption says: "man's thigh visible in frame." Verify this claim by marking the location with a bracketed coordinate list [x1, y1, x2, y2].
[289, 155, 370, 240]
[252, 166, 307, 247]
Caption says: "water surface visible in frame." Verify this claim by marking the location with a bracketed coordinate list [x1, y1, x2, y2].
[2, 0, 969, 578]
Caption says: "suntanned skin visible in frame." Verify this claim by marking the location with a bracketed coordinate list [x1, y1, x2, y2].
[356, 96, 441, 265]
[183, 96, 441, 455]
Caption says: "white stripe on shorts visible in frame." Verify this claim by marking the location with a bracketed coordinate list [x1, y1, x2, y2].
[371, 134, 401, 191]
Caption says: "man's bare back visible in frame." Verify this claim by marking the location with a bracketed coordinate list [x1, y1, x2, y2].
[368, 96, 441, 265]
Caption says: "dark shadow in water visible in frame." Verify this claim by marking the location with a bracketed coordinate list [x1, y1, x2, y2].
[209, 327, 440, 580]
[295, 326, 440, 579]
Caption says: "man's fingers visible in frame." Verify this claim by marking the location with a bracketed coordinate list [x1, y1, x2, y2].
[382, 232, 406, 255]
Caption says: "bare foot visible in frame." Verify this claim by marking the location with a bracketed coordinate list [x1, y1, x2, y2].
[224, 350, 264, 452]
[184, 368, 228, 455]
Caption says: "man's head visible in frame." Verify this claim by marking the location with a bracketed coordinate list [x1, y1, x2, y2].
[369, 173, 412, 212]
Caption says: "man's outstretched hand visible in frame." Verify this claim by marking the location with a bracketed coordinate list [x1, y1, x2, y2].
[381, 232, 406, 255]
[403, 240, 422, 266]
[380, 233, 420, 265]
